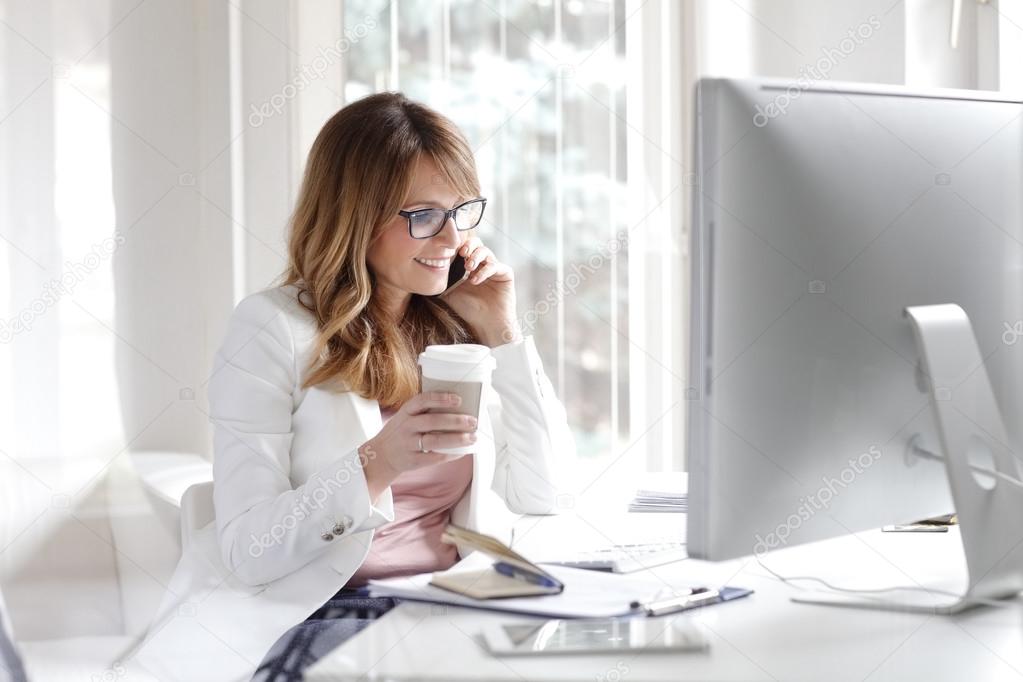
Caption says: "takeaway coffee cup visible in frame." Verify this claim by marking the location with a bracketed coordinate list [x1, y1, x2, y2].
[417, 344, 496, 455]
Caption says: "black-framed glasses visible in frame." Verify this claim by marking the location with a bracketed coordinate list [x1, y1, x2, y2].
[398, 197, 487, 239]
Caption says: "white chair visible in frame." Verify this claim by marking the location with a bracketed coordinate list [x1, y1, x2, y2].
[180, 481, 216, 548]
[130, 451, 213, 553]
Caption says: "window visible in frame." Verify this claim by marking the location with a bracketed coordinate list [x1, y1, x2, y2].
[254, 0, 690, 474]
[342, 0, 634, 464]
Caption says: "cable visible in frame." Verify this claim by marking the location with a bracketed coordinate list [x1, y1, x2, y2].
[755, 555, 1021, 610]
[977, 468, 1023, 490]
[909, 441, 1023, 490]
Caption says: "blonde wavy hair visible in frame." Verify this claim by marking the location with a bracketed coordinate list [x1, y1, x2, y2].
[279, 92, 481, 408]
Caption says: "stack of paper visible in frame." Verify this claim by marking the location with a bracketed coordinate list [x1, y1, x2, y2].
[628, 488, 687, 513]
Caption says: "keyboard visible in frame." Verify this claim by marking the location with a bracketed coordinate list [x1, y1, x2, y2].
[537, 541, 689, 573]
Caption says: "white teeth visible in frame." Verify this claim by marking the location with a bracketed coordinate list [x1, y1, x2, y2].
[414, 257, 450, 267]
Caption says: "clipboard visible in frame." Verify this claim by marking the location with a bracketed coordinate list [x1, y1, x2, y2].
[363, 526, 753, 618]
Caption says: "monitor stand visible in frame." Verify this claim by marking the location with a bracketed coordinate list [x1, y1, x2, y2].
[792, 303, 1023, 614]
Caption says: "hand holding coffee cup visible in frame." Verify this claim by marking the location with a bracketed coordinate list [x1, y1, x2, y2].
[360, 345, 496, 500]
[363, 391, 479, 484]
[417, 344, 496, 455]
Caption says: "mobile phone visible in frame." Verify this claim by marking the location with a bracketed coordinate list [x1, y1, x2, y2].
[482, 618, 709, 656]
[438, 255, 468, 297]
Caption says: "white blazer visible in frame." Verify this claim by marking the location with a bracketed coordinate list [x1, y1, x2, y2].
[134, 284, 575, 681]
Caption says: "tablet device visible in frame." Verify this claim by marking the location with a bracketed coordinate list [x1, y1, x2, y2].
[482, 617, 709, 656]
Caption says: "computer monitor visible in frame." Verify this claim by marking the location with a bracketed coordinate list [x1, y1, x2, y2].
[687, 77, 1023, 609]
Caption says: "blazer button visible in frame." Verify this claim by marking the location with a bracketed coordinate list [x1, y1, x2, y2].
[320, 532, 334, 542]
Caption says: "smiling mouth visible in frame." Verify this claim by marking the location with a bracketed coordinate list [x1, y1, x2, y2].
[413, 256, 452, 269]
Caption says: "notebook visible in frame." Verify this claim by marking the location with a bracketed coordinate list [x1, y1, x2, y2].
[428, 525, 564, 599]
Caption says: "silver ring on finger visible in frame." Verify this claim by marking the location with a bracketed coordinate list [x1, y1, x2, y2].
[418, 434, 427, 453]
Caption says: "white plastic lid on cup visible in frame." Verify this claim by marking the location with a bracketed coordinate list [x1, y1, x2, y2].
[418, 343, 496, 382]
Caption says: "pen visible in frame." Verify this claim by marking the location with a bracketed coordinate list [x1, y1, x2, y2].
[630, 586, 701, 608]
[632, 587, 720, 616]
[493, 561, 562, 589]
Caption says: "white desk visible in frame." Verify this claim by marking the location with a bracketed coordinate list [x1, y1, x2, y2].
[306, 512, 1023, 682]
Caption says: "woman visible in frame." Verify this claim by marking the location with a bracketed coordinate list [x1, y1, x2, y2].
[135, 93, 575, 682]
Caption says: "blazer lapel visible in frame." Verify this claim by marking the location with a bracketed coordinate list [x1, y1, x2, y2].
[349, 391, 382, 439]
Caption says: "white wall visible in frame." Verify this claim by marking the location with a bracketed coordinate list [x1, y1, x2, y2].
[699, 0, 906, 83]
[110, 0, 208, 458]
[0, 0, 240, 643]
[697, 0, 1022, 92]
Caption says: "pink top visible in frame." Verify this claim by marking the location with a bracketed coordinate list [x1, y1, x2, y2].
[346, 404, 474, 587]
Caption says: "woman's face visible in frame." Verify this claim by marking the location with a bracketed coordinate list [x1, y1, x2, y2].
[367, 155, 470, 305]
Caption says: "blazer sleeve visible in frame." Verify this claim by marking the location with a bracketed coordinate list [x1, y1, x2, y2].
[209, 292, 394, 586]
[487, 335, 577, 514]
